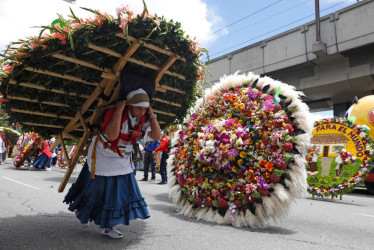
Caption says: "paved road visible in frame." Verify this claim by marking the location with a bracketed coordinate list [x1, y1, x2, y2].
[0, 158, 373, 250]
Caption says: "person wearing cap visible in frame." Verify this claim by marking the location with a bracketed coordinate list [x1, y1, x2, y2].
[64, 88, 161, 239]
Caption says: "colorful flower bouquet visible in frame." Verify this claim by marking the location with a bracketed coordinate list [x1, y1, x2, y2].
[13, 134, 42, 168]
[306, 117, 374, 198]
[167, 73, 313, 227]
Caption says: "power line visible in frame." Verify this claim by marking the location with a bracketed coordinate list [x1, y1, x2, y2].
[225, 0, 310, 39]
[199, 0, 283, 42]
[208, 0, 352, 58]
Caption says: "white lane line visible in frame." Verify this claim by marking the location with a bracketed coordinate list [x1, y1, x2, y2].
[358, 214, 374, 218]
[2, 176, 41, 191]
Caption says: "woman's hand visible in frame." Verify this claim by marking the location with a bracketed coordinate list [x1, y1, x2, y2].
[116, 100, 126, 111]
[147, 105, 154, 115]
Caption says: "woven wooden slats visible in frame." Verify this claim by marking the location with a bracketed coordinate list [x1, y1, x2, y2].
[8, 79, 90, 98]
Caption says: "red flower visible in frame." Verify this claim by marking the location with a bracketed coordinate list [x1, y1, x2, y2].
[195, 197, 202, 206]
[269, 174, 280, 183]
[284, 124, 294, 135]
[218, 198, 228, 208]
[284, 142, 293, 152]
[234, 200, 242, 208]
[258, 188, 269, 196]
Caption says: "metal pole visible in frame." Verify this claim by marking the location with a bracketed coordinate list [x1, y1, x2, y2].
[315, 0, 321, 42]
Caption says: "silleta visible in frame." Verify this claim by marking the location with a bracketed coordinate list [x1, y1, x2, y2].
[315, 124, 364, 157]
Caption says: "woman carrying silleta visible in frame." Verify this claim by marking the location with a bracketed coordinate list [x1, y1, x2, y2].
[64, 88, 161, 239]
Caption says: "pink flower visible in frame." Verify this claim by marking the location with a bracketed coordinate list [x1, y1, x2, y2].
[29, 42, 39, 50]
[51, 32, 67, 44]
[119, 22, 127, 33]
[71, 23, 82, 29]
[4, 65, 14, 73]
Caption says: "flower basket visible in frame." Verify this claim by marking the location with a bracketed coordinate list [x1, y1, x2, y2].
[168, 72, 313, 227]
[0, 3, 206, 191]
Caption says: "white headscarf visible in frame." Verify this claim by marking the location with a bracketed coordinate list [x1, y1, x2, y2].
[126, 88, 150, 107]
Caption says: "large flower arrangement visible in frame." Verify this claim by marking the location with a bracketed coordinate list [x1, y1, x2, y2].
[168, 73, 313, 227]
[0, 2, 207, 137]
[13, 134, 42, 168]
[306, 117, 374, 198]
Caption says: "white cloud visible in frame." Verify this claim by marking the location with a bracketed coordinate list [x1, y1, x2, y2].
[0, 0, 219, 52]
[311, 110, 334, 122]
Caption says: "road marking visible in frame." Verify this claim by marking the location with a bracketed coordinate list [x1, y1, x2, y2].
[2, 176, 41, 191]
[358, 213, 374, 218]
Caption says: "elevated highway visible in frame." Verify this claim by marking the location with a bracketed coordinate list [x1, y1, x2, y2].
[206, 0, 374, 115]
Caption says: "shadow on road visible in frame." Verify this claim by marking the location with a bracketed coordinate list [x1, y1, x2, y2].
[0, 212, 146, 250]
[151, 193, 296, 236]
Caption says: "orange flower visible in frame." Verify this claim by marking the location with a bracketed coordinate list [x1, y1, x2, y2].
[265, 162, 274, 172]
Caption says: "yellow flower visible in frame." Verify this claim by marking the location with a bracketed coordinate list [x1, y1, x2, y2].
[202, 167, 207, 172]
[237, 159, 243, 166]
[205, 177, 209, 182]
[240, 151, 247, 158]
[207, 134, 214, 140]
[226, 183, 231, 187]
[232, 166, 237, 173]
[228, 113, 232, 118]
[207, 197, 211, 201]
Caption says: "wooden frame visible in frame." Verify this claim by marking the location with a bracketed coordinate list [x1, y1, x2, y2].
[54, 36, 185, 192]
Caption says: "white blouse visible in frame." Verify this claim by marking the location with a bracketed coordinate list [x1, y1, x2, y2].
[87, 111, 151, 176]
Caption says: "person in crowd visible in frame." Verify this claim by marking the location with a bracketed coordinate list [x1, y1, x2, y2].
[140, 133, 160, 182]
[134, 139, 144, 176]
[0, 129, 6, 165]
[63, 88, 161, 239]
[51, 144, 61, 167]
[29, 138, 54, 171]
[155, 131, 170, 185]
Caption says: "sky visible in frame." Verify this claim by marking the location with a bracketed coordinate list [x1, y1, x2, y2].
[0, 0, 359, 118]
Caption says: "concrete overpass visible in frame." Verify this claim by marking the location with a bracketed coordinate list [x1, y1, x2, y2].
[205, 0, 374, 115]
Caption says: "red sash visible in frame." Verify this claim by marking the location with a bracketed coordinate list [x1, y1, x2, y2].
[100, 107, 146, 157]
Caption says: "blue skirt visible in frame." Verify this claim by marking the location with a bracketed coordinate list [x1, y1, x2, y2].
[33, 153, 51, 169]
[63, 163, 150, 229]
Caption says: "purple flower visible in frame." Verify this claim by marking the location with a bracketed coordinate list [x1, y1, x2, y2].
[257, 176, 270, 189]
[227, 149, 239, 157]
[180, 130, 187, 140]
[225, 119, 234, 128]
[247, 88, 257, 100]
[262, 99, 275, 112]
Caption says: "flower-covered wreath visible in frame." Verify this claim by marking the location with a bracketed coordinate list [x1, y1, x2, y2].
[306, 117, 374, 198]
[167, 72, 313, 227]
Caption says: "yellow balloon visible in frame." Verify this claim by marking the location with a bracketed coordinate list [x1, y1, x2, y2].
[346, 95, 374, 138]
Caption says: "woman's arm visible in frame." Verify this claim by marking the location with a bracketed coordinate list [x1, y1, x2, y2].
[146, 105, 161, 141]
[105, 100, 126, 141]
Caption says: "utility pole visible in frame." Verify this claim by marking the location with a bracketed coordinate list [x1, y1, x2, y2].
[315, 0, 321, 42]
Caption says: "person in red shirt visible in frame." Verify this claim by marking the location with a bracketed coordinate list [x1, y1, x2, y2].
[29, 138, 53, 171]
[155, 131, 170, 184]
